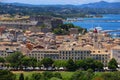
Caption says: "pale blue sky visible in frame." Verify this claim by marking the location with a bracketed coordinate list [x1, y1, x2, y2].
[1, 0, 120, 5]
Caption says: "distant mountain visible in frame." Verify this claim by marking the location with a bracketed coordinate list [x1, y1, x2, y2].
[11, 3, 35, 7]
[0, 2, 36, 7]
[80, 1, 120, 8]
[1, 1, 120, 8]
[0, 1, 120, 16]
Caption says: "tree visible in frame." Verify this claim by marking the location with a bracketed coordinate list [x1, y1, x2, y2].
[37, 61, 42, 67]
[42, 71, 53, 80]
[53, 23, 87, 35]
[92, 77, 103, 80]
[0, 57, 5, 63]
[82, 69, 94, 80]
[101, 73, 114, 80]
[53, 60, 67, 68]
[50, 77, 62, 80]
[32, 73, 42, 80]
[70, 70, 85, 80]
[30, 57, 37, 68]
[76, 59, 104, 71]
[75, 60, 86, 70]
[66, 59, 77, 71]
[112, 72, 120, 80]
[93, 72, 120, 80]
[95, 61, 104, 71]
[108, 58, 118, 70]
[21, 57, 31, 68]
[6, 52, 24, 69]
[25, 77, 29, 80]
[21, 57, 37, 70]
[41, 58, 54, 68]
[0, 70, 16, 80]
[19, 73, 24, 80]
[54, 72, 62, 79]
[71, 70, 94, 80]
[0, 57, 5, 67]
[84, 58, 96, 70]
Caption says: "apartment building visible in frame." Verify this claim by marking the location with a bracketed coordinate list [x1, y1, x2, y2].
[26, 49, 59, 61]
[26, 48, 110, 66]
[111, 45, 120, 64]
[0, 42, 21, 58]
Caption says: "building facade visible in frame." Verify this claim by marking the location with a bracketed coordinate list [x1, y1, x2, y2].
[26, 49, 110, 66]
[111, 46, 120, 65]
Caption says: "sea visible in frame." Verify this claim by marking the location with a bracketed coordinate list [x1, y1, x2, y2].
[66, 14, 120, 38]
[66, 14, 120, 30]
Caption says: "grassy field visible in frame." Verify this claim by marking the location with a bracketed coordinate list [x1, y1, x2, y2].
[12, 71, 74, 80]
[11, 71, 120, 80]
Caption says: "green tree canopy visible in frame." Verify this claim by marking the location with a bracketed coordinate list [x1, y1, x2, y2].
[32, 73, 42, 80]
[66, 59, 77, 71]
[95, 60, 104, 70]
[75, 60, 86, 70]
[0, 57, 5, 63]
[0, 70, 16, 80]
[53, 23, 87, 35]
[54, 72, 62, 79]
[19, 73, 24, 80]
[53, 60, 67, 68]
[6, 51, 24, 68]
[21, 57, 31, 68]
[42, 71, 53, 80]
[108, 58, 118, 70]
[50, 77, 62, 80]
[41, 58, 54, 68]
[70, 70, 94, 80]
[21, 57, 37, 68]
[75, 58, 104, 71]
[70, 70, 85, 80]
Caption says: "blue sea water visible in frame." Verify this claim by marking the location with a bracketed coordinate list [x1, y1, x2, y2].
[69, 14, 120, 31]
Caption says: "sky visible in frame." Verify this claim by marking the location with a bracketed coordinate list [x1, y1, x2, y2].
[1, 0, 120, 5]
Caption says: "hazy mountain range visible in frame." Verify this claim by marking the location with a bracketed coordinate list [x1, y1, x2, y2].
[0, 1, 120, 8]
[0, 1, 120, 18]
[80, 1, 120, 8]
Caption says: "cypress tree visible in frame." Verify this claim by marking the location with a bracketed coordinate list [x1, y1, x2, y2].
[19, 73, 24, 80]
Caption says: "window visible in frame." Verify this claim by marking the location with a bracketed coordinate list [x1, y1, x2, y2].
[59, 57, 61, 59]
[16, 48, 19, 51]
[87, 51, 89, 53]
[105, 50, 108, 52]
[6, 48, 9, 50]
[66, 57, 67, 59]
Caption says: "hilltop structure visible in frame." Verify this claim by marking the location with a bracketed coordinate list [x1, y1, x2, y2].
[0, 15, 63, 33]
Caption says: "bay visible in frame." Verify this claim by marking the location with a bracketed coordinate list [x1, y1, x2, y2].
[67, 14, 120, 31]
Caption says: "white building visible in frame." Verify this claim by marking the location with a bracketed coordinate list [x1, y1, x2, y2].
[111, 45, 120, 64]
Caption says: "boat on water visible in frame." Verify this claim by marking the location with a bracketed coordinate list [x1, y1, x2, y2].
[89, 26, 102, 32]
[112, 33, 120, 38]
